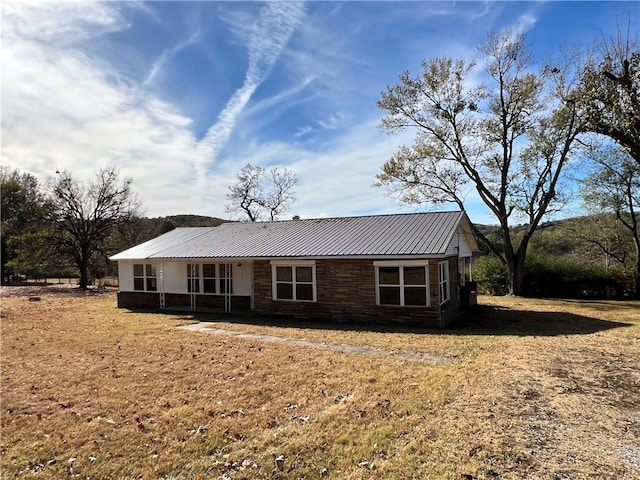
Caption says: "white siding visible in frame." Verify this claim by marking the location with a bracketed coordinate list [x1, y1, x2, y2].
[445, 227, 474, 258]
[457, 226, 474, 257]
[118, 261, 134, 291]
[163, 262, 186, 293]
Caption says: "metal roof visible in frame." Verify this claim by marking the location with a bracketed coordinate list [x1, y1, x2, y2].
[110, 211, 478, 261]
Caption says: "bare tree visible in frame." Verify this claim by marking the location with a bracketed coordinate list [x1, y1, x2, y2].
[50, 167, 140, 289]
[225, 163, 299, 221]
[376, 30, 585, 295]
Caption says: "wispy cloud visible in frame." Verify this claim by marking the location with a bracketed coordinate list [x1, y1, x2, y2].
[2, 0, 630, 225]
[195, 2, 306, 175]
[1, 1, 207, 215]
[143, 28, 202, 86]
[2, 0, 125, 46]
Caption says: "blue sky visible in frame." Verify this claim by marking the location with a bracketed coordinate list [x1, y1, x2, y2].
[2, 1, 638, 224]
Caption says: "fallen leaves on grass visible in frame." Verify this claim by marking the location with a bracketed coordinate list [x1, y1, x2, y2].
[1, 288, 639, 479]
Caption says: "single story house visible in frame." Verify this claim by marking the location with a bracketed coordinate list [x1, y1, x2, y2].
[110, 211, 479, 328]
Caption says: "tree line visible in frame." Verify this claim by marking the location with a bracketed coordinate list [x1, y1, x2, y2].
[1, 167, 137, 289]
[0, 163, 298, 290]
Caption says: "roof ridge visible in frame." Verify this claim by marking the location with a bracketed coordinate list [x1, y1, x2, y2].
[232, 210, 463, 224]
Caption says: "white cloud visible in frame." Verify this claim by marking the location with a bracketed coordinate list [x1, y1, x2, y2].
[215, 116, 416, 219]
[2, 0, 595, 227]
[2, 0, 125, 46]
[1, 0, 206, 216]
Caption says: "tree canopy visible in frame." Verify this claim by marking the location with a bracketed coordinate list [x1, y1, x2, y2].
[225, 163, 299, 221]
[377, 30, 585, 295]
[580, 144, 640, 297]
[49, 167, 140, 289]
[577, 25, 640, 165]
[0, 167, 54, 281]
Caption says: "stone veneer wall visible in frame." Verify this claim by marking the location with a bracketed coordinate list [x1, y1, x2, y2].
[253, 258, 454, 328]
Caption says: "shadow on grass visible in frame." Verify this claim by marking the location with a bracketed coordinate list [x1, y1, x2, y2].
[150, 302, 634, 338]
[454, 304, 633, 336]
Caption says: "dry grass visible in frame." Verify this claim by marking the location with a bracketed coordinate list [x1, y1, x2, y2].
[1, 286, 639, 479]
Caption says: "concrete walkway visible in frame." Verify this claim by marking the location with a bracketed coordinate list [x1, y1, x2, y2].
[178, 322, 452, 364]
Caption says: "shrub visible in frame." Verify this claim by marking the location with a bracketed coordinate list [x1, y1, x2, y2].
[472, 256, 508, 295]
[524, 253, 631, 298]
[472, 253, 633, 298]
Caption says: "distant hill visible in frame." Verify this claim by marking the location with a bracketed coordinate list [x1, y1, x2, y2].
[161, 214, 229, 228]
[117, 215, 231, 250]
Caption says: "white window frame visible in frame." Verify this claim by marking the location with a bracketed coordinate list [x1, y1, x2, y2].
[439, 260, 450, 304]
[219, 263, 233, 295]
[270, 260, 317, 302]
[186, 263, 229, 295]
[374, 260, 430, 307]
[133, 263, 157, 292]
[187, 263, 200, 293]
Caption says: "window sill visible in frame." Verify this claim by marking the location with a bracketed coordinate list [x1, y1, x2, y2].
[378, 304, 430, 308]
[273, 298, 316, 303]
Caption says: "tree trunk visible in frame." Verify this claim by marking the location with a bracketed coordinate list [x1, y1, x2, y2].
[512, 249, 527, 296]
[503, 235, 530, 296]
[78, 244, 90, 289]
[633, 242, 640, 300]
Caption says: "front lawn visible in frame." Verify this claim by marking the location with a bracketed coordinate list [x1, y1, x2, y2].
[1, 288, 638, 479]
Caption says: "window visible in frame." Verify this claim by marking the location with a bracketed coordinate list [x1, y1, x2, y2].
[404, 266, 428, 306]
[186, 263, 225, 294]
[187, 264, 200, 293]
[378, 267, 401, 305]
[271, 261, 316, 302]
[219, 264, 233, 294]
[202, 264, 216, 293]
[375, 262, 428, 307]
[439, 260, 450, 304]
[134, 263, 157, 291]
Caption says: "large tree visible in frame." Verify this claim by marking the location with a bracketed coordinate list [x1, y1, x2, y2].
[0, 167, 53, 281]
[580, 145, 640, 297]
[225, 163, 299, 221]
[578, 24, 639, 164]
[376, 31, 585, 295]
[50, 167, 140, 289]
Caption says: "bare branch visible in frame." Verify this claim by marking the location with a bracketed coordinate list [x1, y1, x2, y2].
[225, 163, 299, 221]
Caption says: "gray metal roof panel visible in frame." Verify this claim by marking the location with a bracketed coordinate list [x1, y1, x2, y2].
[109, 227, 214, 260]
[110, 211, 473, 260]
